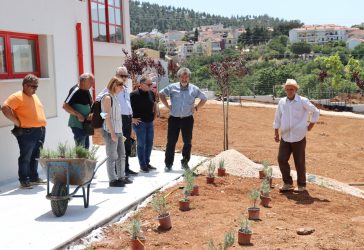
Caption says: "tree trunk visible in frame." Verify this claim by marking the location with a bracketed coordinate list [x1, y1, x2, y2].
[221, 90, 226, 151]
[226, 88, 229, 150]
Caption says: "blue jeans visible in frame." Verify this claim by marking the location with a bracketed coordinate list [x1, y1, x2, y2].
[15, 127, 46, 182]
[133, 121, 154, 168]
[71, 127, 89, 149]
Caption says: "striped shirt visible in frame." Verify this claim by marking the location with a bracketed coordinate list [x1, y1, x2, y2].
[101, 93, 123, 134]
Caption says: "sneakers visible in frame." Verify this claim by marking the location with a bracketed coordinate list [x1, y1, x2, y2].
[109, 179, 125, 187]
[147, 164, 157, 170]
[294, 186, 306, 192]
[125, 169, 138, 176]
[29, 178, 47, 185]
[279, 184, 294, 192]
[119, 177, 133, 184]
[164, 165, 172, 172]
[20, 181, 33, 189]
[140, 166, 149, 173]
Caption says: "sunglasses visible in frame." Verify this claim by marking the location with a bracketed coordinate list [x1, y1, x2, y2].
[27, 84, 38, 89]
[118, 75, 128, 78]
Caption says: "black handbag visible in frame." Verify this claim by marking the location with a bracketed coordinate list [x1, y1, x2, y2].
[83, 121, 94, 135]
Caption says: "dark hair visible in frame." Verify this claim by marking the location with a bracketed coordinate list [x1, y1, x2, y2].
[22, 74, 38, 86]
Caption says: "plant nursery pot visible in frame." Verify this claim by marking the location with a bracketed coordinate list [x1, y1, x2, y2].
[248, 207, 260, 220]
[218, 168, 226, 177]
[259, 170, 265, 179]
[157, 213, 172, 230]
[130, 237, 146, 250]
[179, 200, 190, 211]
[260, 195, 271, 207]
[191, 185, 199, 196]
[238, 230, 252, 245]
[206, 176, 215, 184]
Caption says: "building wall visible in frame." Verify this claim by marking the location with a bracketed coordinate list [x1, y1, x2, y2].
[0, 0, 91, 184]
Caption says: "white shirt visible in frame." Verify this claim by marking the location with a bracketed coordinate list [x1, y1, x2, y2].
[273, 95, 320, 143]
[96, 87, 133, 115]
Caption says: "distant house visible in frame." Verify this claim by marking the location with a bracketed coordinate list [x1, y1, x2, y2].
[289, 24, 358, 44]
[163, 30, 186, 42]
[346, 38, 364, 50]
[135, 48, 160, 59]
[0, 0, 131, 184]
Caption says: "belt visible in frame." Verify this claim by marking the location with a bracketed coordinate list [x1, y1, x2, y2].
[170, 115, 192, 119]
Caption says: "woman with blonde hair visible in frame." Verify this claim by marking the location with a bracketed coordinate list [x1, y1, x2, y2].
[101, 76, 133, 187]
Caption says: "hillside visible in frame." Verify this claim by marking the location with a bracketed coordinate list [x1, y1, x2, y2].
[130, 1, 303, 34]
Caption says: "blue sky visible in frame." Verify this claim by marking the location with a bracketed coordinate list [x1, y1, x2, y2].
[140, 0, 363, 27]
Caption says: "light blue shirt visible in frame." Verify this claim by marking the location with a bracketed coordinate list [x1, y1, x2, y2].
[96, 87, 133, 115]
[160, 82, 207, 117]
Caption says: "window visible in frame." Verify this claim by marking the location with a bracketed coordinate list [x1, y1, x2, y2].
[91, 0, 123, 44]
[0, 31, 40, 79]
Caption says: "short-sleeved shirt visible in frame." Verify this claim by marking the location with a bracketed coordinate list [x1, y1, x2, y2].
[159, 83, 207, 117]
[4, 91, 47, 128]
[130, 89, 155, 122]
[64, 85, 92, 129]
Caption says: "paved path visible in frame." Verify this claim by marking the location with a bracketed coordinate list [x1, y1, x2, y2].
[0, 148, 206, 250]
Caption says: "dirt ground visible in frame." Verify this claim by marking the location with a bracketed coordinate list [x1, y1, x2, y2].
[90, 103, 364, 250]
[154, 104, 364, 185]
[92, 175, 364, 249]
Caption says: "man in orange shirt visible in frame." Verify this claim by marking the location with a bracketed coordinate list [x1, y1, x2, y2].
[2, 74, 47, 189]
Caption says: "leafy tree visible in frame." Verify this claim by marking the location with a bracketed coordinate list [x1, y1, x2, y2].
[291, 42, 312, 55]
[351, 43, 364, 59]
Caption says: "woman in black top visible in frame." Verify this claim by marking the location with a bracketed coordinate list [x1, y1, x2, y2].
[130, 75, 156, 172]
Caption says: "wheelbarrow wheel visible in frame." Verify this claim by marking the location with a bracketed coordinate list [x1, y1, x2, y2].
[50, 182, 68, 217]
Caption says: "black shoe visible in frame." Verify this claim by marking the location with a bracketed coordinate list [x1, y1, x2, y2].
[164, 165, 172, 172]
[119, 177, 133, 184]
[109, 180, 125, 187]
[140, 166, 149, 173]
[147, 164, 157, 170]
[20, 181, 33, 189]
[126, 169, 138, 176]
[181, 160, 190, 170]
[29, 177, 47, 185]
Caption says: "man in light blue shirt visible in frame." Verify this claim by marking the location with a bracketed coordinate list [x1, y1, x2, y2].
[160, 67, 207, 171]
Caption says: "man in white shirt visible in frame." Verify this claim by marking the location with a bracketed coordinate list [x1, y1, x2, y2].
[273, 79, 320, 192]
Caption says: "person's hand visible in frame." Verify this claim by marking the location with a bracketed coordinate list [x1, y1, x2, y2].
[14, 120, 20, 127]
[76, 113, 85, 122]
[111, 132, 117, 142]
[274, 133, 280, 142]
[86, 113, 93, 121]
[132, 118, 141, 125]
[307, 123, 315, 131]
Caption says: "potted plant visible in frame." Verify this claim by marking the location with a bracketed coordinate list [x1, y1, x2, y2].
[217, 158, 226, 177]
[179, 187, 191, 211]
[128, 217, 146, 250]
[208, 230, 235, 250]
[259, 160, 269, 179]
[263, 163, 273, 188]
[238, 217, 252, 245]
[151, 195, 172, 230]
[260, 178, 271, 207]
[206, 161, 216, 184]
[248, 189, 260, 220]
[184, 169, 198, 196]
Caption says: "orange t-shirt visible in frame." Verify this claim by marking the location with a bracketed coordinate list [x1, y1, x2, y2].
[4, 91, 47, 128]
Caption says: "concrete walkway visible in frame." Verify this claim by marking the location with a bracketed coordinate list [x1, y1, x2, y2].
[0, 147, 206, 250]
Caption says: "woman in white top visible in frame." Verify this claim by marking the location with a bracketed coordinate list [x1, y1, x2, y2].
[101, 76, 132, 187]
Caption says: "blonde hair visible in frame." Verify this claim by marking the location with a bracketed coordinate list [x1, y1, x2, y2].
[107, 76, 123, 94]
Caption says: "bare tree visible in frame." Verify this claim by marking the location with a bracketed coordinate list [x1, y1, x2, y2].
[210, 56, 247, 150]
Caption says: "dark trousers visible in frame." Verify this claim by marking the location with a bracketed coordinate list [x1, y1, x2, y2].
[71, 127, 89, 149]
[165, 116, 194, 167]
[16, 127, 46, 182]
[277, 137, 306, 187]
[122, 115, 132, 171]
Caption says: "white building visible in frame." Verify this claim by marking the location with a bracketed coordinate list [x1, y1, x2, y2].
[0, 0, 131, 184]
[346, 38, 364, 50]
[289, 24, 357, 44]
[163, 30, 186, 42]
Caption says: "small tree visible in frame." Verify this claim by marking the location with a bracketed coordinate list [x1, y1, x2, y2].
[183, 168, 195, 195]
[239, 217, 252, 234]
[122, 49, 165, 90]
[207, 162, 216, 178]
[249, 189, 260, 208]
[127, 218, 142, 240]
[208, 230, 235, 250]
[261, 179, 271, 197]
[151, 196, 168, 217]
[210, 56, 247, 150]
[218, 159, 225, 169]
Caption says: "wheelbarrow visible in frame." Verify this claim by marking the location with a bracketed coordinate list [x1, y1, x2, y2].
[38, 157, 107, 217]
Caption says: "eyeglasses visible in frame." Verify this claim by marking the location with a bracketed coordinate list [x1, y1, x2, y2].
[27, 84, 38, 89]
[117, 83, 124, 87]
[118, 75, 128, 78]
[146, 84, 153, 86]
